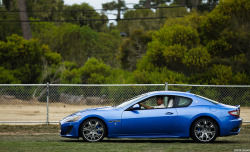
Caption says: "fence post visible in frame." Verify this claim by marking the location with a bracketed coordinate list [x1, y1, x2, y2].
[46, 82, 49, 125]
[165, 82, 168, 91]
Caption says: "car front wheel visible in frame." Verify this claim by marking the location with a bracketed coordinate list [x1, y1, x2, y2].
[191, 118, 218, 143]
[80, 118, 106, 142]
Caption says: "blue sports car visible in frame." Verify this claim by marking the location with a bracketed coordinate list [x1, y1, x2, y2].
[60, 91, 242, 143]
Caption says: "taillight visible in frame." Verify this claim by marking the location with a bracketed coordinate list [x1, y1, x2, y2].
[228, 110, 240, 117]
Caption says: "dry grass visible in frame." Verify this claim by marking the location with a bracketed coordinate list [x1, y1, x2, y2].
[0, 99, 249, 124]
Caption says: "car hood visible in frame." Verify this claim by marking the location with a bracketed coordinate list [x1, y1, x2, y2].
[62, 106, 116, 120]
[79, 106, 116, 112]
[70, 106, 116, 115]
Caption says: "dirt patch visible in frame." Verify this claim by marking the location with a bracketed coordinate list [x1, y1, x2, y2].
[0, 100, 249, 124]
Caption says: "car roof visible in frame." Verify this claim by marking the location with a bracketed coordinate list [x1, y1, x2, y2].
[146, 91, 196, 98]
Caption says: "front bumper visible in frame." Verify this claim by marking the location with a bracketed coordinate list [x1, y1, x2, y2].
[60, 122, 80, 138]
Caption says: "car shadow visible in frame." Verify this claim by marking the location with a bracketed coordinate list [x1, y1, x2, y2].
[61, 138, 238, 144]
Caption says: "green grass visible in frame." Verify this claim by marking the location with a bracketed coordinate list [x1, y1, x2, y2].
[0, 125, 250, 152]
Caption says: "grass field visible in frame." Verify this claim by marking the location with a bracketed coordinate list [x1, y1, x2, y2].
[0, 125, 250, 152]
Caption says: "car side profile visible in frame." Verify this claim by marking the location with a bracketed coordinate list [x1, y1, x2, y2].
[60, 91, 242, 143]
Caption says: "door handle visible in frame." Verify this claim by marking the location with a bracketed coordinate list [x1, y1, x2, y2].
[165, 112, 173, 115]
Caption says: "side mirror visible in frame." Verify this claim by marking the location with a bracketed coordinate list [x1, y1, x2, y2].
[132, 104, 140, 110]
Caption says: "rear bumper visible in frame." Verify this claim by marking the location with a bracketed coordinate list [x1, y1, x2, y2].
[220, 117, 242, 136]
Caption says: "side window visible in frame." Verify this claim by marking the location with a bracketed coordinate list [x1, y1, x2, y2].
[177, 97, 192, 107]
[140, 96, 167, 109]
[142, 97, 158, 107]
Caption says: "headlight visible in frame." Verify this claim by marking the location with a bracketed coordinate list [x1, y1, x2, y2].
[61, 115, 81, 123]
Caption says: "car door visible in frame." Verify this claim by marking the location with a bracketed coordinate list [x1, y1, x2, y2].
[121, 96, 177, 135]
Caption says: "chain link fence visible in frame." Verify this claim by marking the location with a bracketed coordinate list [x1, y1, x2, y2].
[0, 83, 249, 124]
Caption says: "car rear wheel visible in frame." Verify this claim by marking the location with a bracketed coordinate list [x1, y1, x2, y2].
[80, 118, 106, 142]
[191, 118, 218, 143]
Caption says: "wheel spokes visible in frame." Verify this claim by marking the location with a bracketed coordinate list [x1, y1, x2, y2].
[194, 120, 216, 142]
[83, 120, 104, 142]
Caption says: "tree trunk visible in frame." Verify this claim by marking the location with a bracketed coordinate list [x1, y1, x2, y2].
[17, 0, 32, 40]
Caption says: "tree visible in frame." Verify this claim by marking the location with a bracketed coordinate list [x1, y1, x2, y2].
[63, 3, 108, 31]
[0, 67, 20, 84]
[0, 7, 22, 41]
[79, 58, 111, 84]
[102, 0, 126, 21]
[31, 22, 121, 66]
[0, 34, 61, 84]
[199, 0, 250, 76]
[117, 9, 157, 35]
[119, 29, 152, 71]
[134, 0, 171, 8]
[25, 0, 64, 21]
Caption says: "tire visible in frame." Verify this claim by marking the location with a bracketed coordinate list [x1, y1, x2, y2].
[190, 118, 218, 143]
[80, 118, 106, 142]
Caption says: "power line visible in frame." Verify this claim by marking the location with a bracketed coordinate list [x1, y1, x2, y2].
[0, 16, 184, 22]
[0, 4, 217, 13]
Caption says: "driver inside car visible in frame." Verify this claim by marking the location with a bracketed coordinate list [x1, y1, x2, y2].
[139, 96, 165, 109]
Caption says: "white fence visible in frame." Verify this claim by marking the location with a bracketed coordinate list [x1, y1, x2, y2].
[0, 83, 249, 124]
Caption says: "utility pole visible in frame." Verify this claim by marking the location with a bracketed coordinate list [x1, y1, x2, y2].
[17, 0, 32, 40]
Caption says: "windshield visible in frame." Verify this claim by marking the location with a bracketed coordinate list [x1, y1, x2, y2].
[116, 93, 148, 108]
[195, 94, 219, 104]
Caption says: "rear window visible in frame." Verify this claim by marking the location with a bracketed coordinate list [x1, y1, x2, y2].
[195, 95, 219, 104]
[177, 97, 192, 107]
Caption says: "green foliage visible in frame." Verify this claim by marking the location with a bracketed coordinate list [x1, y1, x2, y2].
[0, 7, 22, 41]
[134, 67, 187, 84]
[119, 29, 152, 71]
[163, 44, 187, 63]
[94, 30, 122, 67]
[133, 0, 250, 85]
[31, 22, 121, 66]
[206, 37, 232, 57]
[216, 0, 250, 22]
[105, 68, 135, 84]
[155, 4, 188, 24]
[0, 67, 20, 84]
[79, 58, 111, 84]
[134, 0, 171, 8]
[155, 24, 200, 48]
[209, 64, 233, 85]
[117, 9, 157, 35]
[199, 10, 230, 42]
[63, 3, 108, 31]
[61, 68, 82, 84]
[102, 0, 126, 11]
[0, 0, 249, 85]
[0, 34, 61, 84]
[182, 46, 211, 70]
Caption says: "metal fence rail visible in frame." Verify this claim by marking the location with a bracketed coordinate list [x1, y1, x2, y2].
[0, 83, 249, 124]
